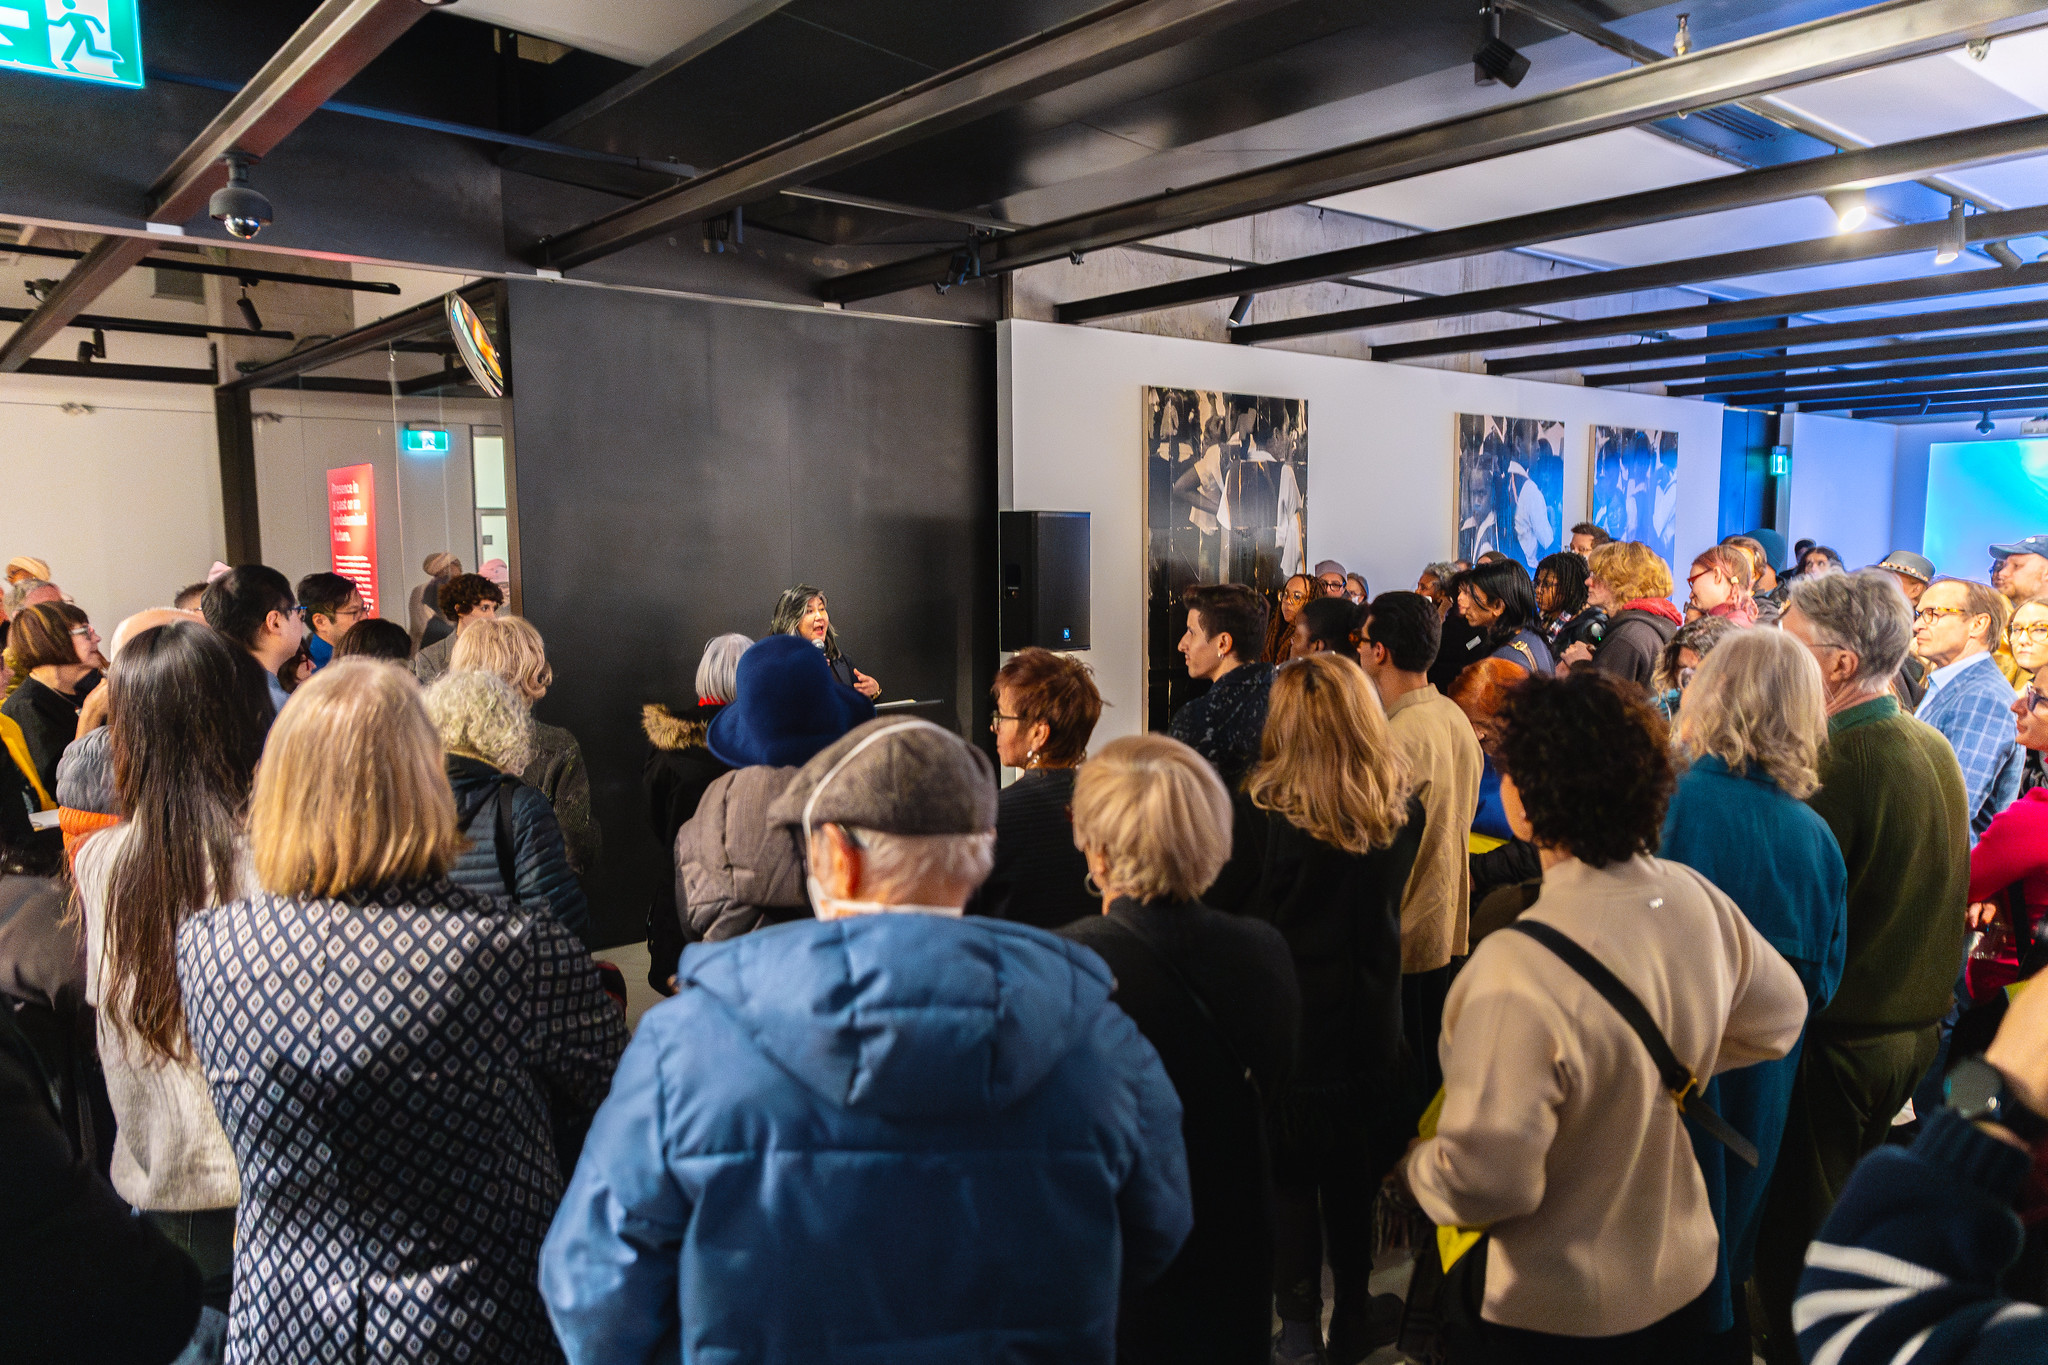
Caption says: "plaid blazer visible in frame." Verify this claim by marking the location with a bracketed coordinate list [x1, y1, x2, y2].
[1918, 652, 2023, 841]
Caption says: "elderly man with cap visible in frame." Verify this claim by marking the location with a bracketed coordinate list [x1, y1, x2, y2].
[542, 716, 1192, 1364]
[1876, 551, 1936, 707]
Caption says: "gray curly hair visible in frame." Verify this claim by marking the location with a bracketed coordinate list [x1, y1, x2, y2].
[421, 669, 534, 774]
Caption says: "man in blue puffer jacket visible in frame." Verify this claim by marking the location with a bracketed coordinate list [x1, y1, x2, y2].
[541, 718, 1192, 1363]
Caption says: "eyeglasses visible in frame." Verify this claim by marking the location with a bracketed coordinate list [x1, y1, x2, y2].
[1317, 577, 1345, 590]
[1914, 606, 1970, 624]
[1282, 589, 1311, 603]
[68, 625, 95, 638]
[989, 712, 1023, 731]
[2025, 687, 2048, 715]
[1686, 569, 1718, 588]
[2014, 623, 2048, 644]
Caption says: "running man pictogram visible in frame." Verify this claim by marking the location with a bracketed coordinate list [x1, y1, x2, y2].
[52, 0, 118, 68]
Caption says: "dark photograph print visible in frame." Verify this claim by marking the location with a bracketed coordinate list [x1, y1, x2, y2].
[1456, 414, 1565, 573]
[1590, 426, 1680, 566]
[1144, 387, 1307, 728]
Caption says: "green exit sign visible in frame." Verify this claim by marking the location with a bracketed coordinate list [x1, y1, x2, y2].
[0, 0, 143, 89]
[402, 428, 449, 454]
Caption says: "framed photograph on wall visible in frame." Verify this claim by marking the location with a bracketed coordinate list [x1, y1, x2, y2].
[1144, 387, 1307, 729]
[1455, 414, 1564, 572]
[1589, 426, 1679, 566]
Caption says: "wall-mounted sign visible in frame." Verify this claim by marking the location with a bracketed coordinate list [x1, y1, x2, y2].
[402, 427, 449, 454]
[446, 293, 504, 397]
[0, 0, 144, 89]
[327, 463, 379, 617]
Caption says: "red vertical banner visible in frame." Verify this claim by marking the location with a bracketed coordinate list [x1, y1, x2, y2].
[327, 464, 379, 616]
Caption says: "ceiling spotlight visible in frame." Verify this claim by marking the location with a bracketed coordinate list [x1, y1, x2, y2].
[1673, 12, 1692, 57]
[1474, 6, 1530, 89]
[23, 277, 56, 301]
[1823, 189, 1869, 233]
[209, 151, 272, 241]
[236, 287, 263, 331]
[1986, 239, 2025, 270]
[1933, 199, 1965, 266]
[1228, 294, 1255, 327]
[1978, 412, 1997, 435]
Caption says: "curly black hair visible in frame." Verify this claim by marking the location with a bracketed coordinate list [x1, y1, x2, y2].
[1494, 670, 1673, 867]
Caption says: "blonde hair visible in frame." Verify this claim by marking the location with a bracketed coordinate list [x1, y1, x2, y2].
[1071, 734, 1231, 903]
[1589, 540, 1675, 604]
[1676, 628, 1828, 799]
[449, 615, 553, 703]
[421, 670, 535, 773]
[250, 661, 462, 898]
[1246, 653, 1411, 853]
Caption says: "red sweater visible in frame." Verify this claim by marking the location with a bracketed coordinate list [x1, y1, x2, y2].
[1966, 785, 2048, 996]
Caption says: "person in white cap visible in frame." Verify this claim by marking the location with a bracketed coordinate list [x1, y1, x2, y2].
[542, 718, 1193, 1365]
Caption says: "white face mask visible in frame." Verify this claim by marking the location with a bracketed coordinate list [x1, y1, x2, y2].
[801, 720, 965, 920]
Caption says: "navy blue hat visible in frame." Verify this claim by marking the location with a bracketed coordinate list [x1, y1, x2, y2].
[1990, 534, 2048, 559]
[707, 634, 876, 769]
[1745, 528, 1787, 572]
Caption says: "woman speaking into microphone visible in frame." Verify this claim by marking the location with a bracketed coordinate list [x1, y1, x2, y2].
[771, 585, 881, 699]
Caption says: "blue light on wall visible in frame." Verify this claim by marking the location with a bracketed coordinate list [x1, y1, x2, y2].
[402, 428, 449, 454]
[1924, 439, 2048, 578]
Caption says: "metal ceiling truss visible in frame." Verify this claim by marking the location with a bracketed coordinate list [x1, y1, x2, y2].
[0, 305, 290, 341]
[1668, 347, 2048, 398]
[1582, 325, 2048, 386]
[1051, 111, 2048, 325]
[1490, 297, 2048, 374]
[1711, 366, 2048, 407]
[1821, 382, 2048, 414]
[0, 0, 437, 373]
[819, 0, 2048, 303]
[4, 240, 401, 294]
[1843, 388, 2048, 417]
[532, 0, 1303, 271]
[1364, 261, 2048, 367]
[1226, 202, 2048, 345]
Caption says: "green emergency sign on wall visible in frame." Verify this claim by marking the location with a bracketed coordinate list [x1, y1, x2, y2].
[0, 0, 143, 89]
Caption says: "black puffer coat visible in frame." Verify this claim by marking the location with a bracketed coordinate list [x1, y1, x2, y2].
[445, 753, 591, 948]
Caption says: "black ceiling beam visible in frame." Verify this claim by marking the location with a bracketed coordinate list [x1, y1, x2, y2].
[1797, 378, 2048, 412]
[1373, 260, 2048, 368]
[1846, 389, 2048, 418]
[1584, 325, 2048, 386]
[1051, 111, 2048, 324]
[16, 358, 217, 384]
[819, 0, 2048, 303]
[1706, 368, 2048, 407]
[1670, 348, 2048, 398]
[1830, 383, 2048, 415]
[1492, 297, 2048, 374]
[395, 365, 474, 396]
[4, 240, 403, 294]
[0, 0, 436, 373]
[535, 0, 1302, 271]
[0, 305, 290, 341]
[1229, 203, 2048, 345]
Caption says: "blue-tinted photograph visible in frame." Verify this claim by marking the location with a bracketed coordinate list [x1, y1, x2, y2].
[1924, 439, 2048, 579]
[1456, 414, 1564, 572]
[1589, 426, 1679, 567]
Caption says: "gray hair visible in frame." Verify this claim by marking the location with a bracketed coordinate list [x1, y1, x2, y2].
[421, 669, 535, 774]
[1788, 568, 1912, 687]
[1653, 615, 1740, 694]
[695, 633, 752, 704]
[1422, 561, 1459, 585]
[3, 578, 51, 616]
[820, 826, 995, 905]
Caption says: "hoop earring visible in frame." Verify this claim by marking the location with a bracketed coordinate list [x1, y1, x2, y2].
[1085, 873, 1105, 897]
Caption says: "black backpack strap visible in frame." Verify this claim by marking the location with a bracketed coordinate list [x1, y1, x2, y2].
[492, 777, 520, 898]
[1506, 920, 1759, 1167]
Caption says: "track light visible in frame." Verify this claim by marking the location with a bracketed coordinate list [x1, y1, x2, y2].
[236, 287, 262, 331]
[1978, 412, 1997, 435]
[1933, 200, 1965, 266]
[1672, 13, 1692, 57]
[1823, 189, 1869, 233]
[1986, 240, 2025, 270]
[1474, 6, 1529, 89]
[1228, 294, 1254, 327]
[76, 329, 103, 365]
[209, 151, 272, 241]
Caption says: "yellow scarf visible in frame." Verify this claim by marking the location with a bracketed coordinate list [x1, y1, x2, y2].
[0, 712, 53, 811]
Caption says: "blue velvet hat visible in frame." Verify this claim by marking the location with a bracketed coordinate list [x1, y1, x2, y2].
[706, 634, 876, 769]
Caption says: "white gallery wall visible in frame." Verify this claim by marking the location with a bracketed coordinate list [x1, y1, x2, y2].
[1785, 411, 1899, 573]
[0, 372, 225, 626]
[1000, 319, 1727, 741]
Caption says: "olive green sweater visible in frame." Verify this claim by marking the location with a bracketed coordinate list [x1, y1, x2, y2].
[1805, 696, 1969, 1030]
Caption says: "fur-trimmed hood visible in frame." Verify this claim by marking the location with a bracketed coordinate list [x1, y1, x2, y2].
[642, 701, 720, 752]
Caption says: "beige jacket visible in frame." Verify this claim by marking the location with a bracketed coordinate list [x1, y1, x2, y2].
[1405, 854, 1806, 1337]
[675, 765, 808, 941]
[1386, 685, 1482, 972]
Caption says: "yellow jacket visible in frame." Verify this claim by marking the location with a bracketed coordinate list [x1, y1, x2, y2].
[0, 711, 53, 810]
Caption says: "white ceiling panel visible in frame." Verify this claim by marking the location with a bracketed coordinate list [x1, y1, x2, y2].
[1945, 27, 2048, 115]
[1765, 48, 2044, 144]
[449, 0, 765, 66]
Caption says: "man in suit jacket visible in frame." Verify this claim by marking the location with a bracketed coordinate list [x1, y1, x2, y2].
[1913, 577, 2023, 842]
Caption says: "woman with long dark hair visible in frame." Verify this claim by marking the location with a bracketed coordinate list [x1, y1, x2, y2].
[770, 584, 881, 699]
[1209, 654, 1422, 1365]
[1452, 558, 1553, 676]
[73, 620, 273, 1318]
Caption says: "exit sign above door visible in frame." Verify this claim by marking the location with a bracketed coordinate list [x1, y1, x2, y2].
[0, 0, 143, 89]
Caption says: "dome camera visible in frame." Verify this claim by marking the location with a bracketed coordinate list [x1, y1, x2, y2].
[209, 152, 272, 241]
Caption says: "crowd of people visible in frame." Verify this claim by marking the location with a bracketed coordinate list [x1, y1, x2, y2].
[2, 524, 2045, 1365]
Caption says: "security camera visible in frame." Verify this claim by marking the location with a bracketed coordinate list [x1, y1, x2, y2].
[209, 152, 273, 241]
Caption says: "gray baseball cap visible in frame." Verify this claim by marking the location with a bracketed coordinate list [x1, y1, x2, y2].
[769, 718, 997, 837]
[1875, 551, 1935, 584]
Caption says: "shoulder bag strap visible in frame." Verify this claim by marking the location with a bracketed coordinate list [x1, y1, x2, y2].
[1508, 639, 1538, 671]
[1505, 920, 1759, 1167]
[1105, 914, 1260, 1101]
[493, 777, 521, 897]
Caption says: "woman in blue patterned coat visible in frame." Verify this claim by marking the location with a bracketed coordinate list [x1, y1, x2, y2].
[175, 660, 628, 1365]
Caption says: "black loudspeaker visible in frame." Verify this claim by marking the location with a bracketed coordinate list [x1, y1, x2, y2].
[1000, 510, 1090, 651]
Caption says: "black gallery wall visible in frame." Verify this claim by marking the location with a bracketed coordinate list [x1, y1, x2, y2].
[504, 279, 998, 950]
